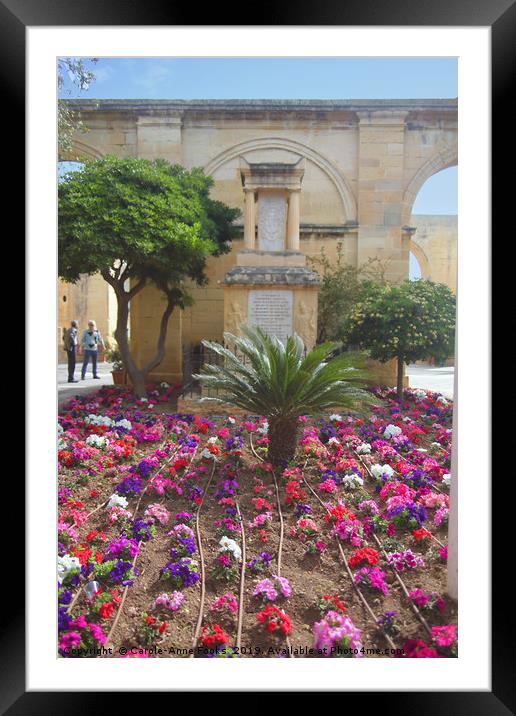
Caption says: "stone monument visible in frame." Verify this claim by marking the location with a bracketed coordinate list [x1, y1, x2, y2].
[223, 159, 320, 348]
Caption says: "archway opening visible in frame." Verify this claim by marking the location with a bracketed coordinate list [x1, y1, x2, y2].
[412, 165, 457, 216]
[409, 251, 422, 281]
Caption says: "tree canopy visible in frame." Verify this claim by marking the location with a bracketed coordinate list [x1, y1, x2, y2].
[58, 155, 240, 396]
[345, 279, 456, 398]
[308, 245, 389, 344]
[59, 156, 238, 288]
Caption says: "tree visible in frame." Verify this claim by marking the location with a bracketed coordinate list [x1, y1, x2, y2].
[59, 155, 240, 397]
[308, 244, 389, 343]
[58, 58, 98, 156]
[194, 325, 374, 467]
[344, 280, 456, 400]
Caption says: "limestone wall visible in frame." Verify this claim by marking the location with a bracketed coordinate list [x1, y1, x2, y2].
[57, 275, 113, 363]
[410, 214, 457, 293]
[61, 99, 458, 381]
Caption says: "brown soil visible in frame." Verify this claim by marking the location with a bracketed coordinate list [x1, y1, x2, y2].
[60, 412, 454, 659]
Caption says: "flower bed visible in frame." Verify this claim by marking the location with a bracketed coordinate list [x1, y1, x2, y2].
[57, 384, 457, 658]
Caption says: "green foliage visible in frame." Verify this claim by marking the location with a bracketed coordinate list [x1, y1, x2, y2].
[308, 245, 389, 343]
[104, 342, 124, 371]
[345, 279, 456, 365]
[58, 156, 240, 289]
[58, 58, 98, 156]
[194, 325, 374, 418]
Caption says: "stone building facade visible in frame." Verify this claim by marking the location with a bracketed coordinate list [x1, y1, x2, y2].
[61, 99, 457, 382]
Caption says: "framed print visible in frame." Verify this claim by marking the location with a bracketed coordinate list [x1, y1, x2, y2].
[8, 0, 506, 708]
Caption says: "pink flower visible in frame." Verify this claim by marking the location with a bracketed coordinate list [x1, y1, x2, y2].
[432, 624, 457, 647]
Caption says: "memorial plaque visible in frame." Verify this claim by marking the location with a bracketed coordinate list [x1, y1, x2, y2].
[248, 290, 293, 343]
[258, 191, 286, 251]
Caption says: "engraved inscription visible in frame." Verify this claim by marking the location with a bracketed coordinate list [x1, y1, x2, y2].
[248, 290, 293, 343]
[258, 191, 286, 251]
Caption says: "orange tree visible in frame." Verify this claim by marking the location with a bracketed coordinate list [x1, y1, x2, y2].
[344, 279, 456, 400]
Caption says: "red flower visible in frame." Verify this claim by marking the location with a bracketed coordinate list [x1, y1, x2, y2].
[256, 605, 292, 636]
[200, 624, 230, 647]
[99, 602, 114, 619]
[349, 547, 379, 568]
[158, 621, 167, 634]
[412, 528, 432, 541]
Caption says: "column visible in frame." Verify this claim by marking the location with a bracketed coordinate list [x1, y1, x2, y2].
[286, 189, 300, 251]
[356, 110, 408, 283]
[243, 189, 256, 250]
[447, 358, 458, 599]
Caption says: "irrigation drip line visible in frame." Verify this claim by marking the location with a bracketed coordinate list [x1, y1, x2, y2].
[250, 432, 299, 657]
[353, 450, 447, 550]
[234, 498, 247, 651]
[103, 440, 204, 655]
[83, 436, 180, 519]
[300, 472, 398, 653]
[352, 451, 434, 637]
[65, 436, 195, 615]
[189, 460, 218, 656]
[103, 538, 144, 651]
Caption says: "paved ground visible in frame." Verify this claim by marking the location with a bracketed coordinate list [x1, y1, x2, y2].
[58, 361, 454, 408]
[58, 361, 114, 406]
[406, 363, 454, 398]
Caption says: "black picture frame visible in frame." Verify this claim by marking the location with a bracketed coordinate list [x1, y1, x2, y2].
[10, 0, 505, 709]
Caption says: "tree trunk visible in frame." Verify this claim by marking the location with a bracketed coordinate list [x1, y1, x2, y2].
[396, 355, 404, 402]
[142, 298, 176, 377]
[113, 293, 147, 398]
[268, 415, 299, 468]
[104, 271, 177, 399]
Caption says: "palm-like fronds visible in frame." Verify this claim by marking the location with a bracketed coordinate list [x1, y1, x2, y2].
[193, 325, 374, 418]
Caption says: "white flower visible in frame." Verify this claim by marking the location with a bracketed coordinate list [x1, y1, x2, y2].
[442, 474, 451, 487]
[328, 437, 340, 447]
[207, 436, 219, 444]
[218, 536, 242, 561]
[114, 418, 132, 431]
[257, 421, 269, 435]
[201, 448, 215, 460]
[356, 443, 371, 454]
[227, 416, 236, 424]
[58, 554, 81, 581]
[85, 414, 114, 427]
[329, 414, 342, 422]
[107, 494, 129, 509]
[86, 434, 110, 449]
[342, 475, 364, 490]
[370, 463, 394, 480]
[436, 395, 448, 406]
[415, 448, 427, 453]
[383, 424, 402, 439]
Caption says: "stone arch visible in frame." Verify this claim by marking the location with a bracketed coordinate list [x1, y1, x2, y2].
[409, 239, 431, 279]
[59, 139, 104, 162]
[204, 137, 357, 222]
[402, 142, 458, 225]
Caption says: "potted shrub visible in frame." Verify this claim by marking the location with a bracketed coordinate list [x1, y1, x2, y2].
[105, 342, 126, 385]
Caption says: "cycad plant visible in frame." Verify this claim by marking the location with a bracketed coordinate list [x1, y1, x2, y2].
[194, 325, 374, 467]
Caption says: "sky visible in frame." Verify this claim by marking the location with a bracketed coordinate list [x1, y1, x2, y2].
[60, 57, 458, 277]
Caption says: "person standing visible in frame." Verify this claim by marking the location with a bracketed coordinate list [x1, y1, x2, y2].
[63, 320, 79, 383]
[80, 320, 105, 380]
